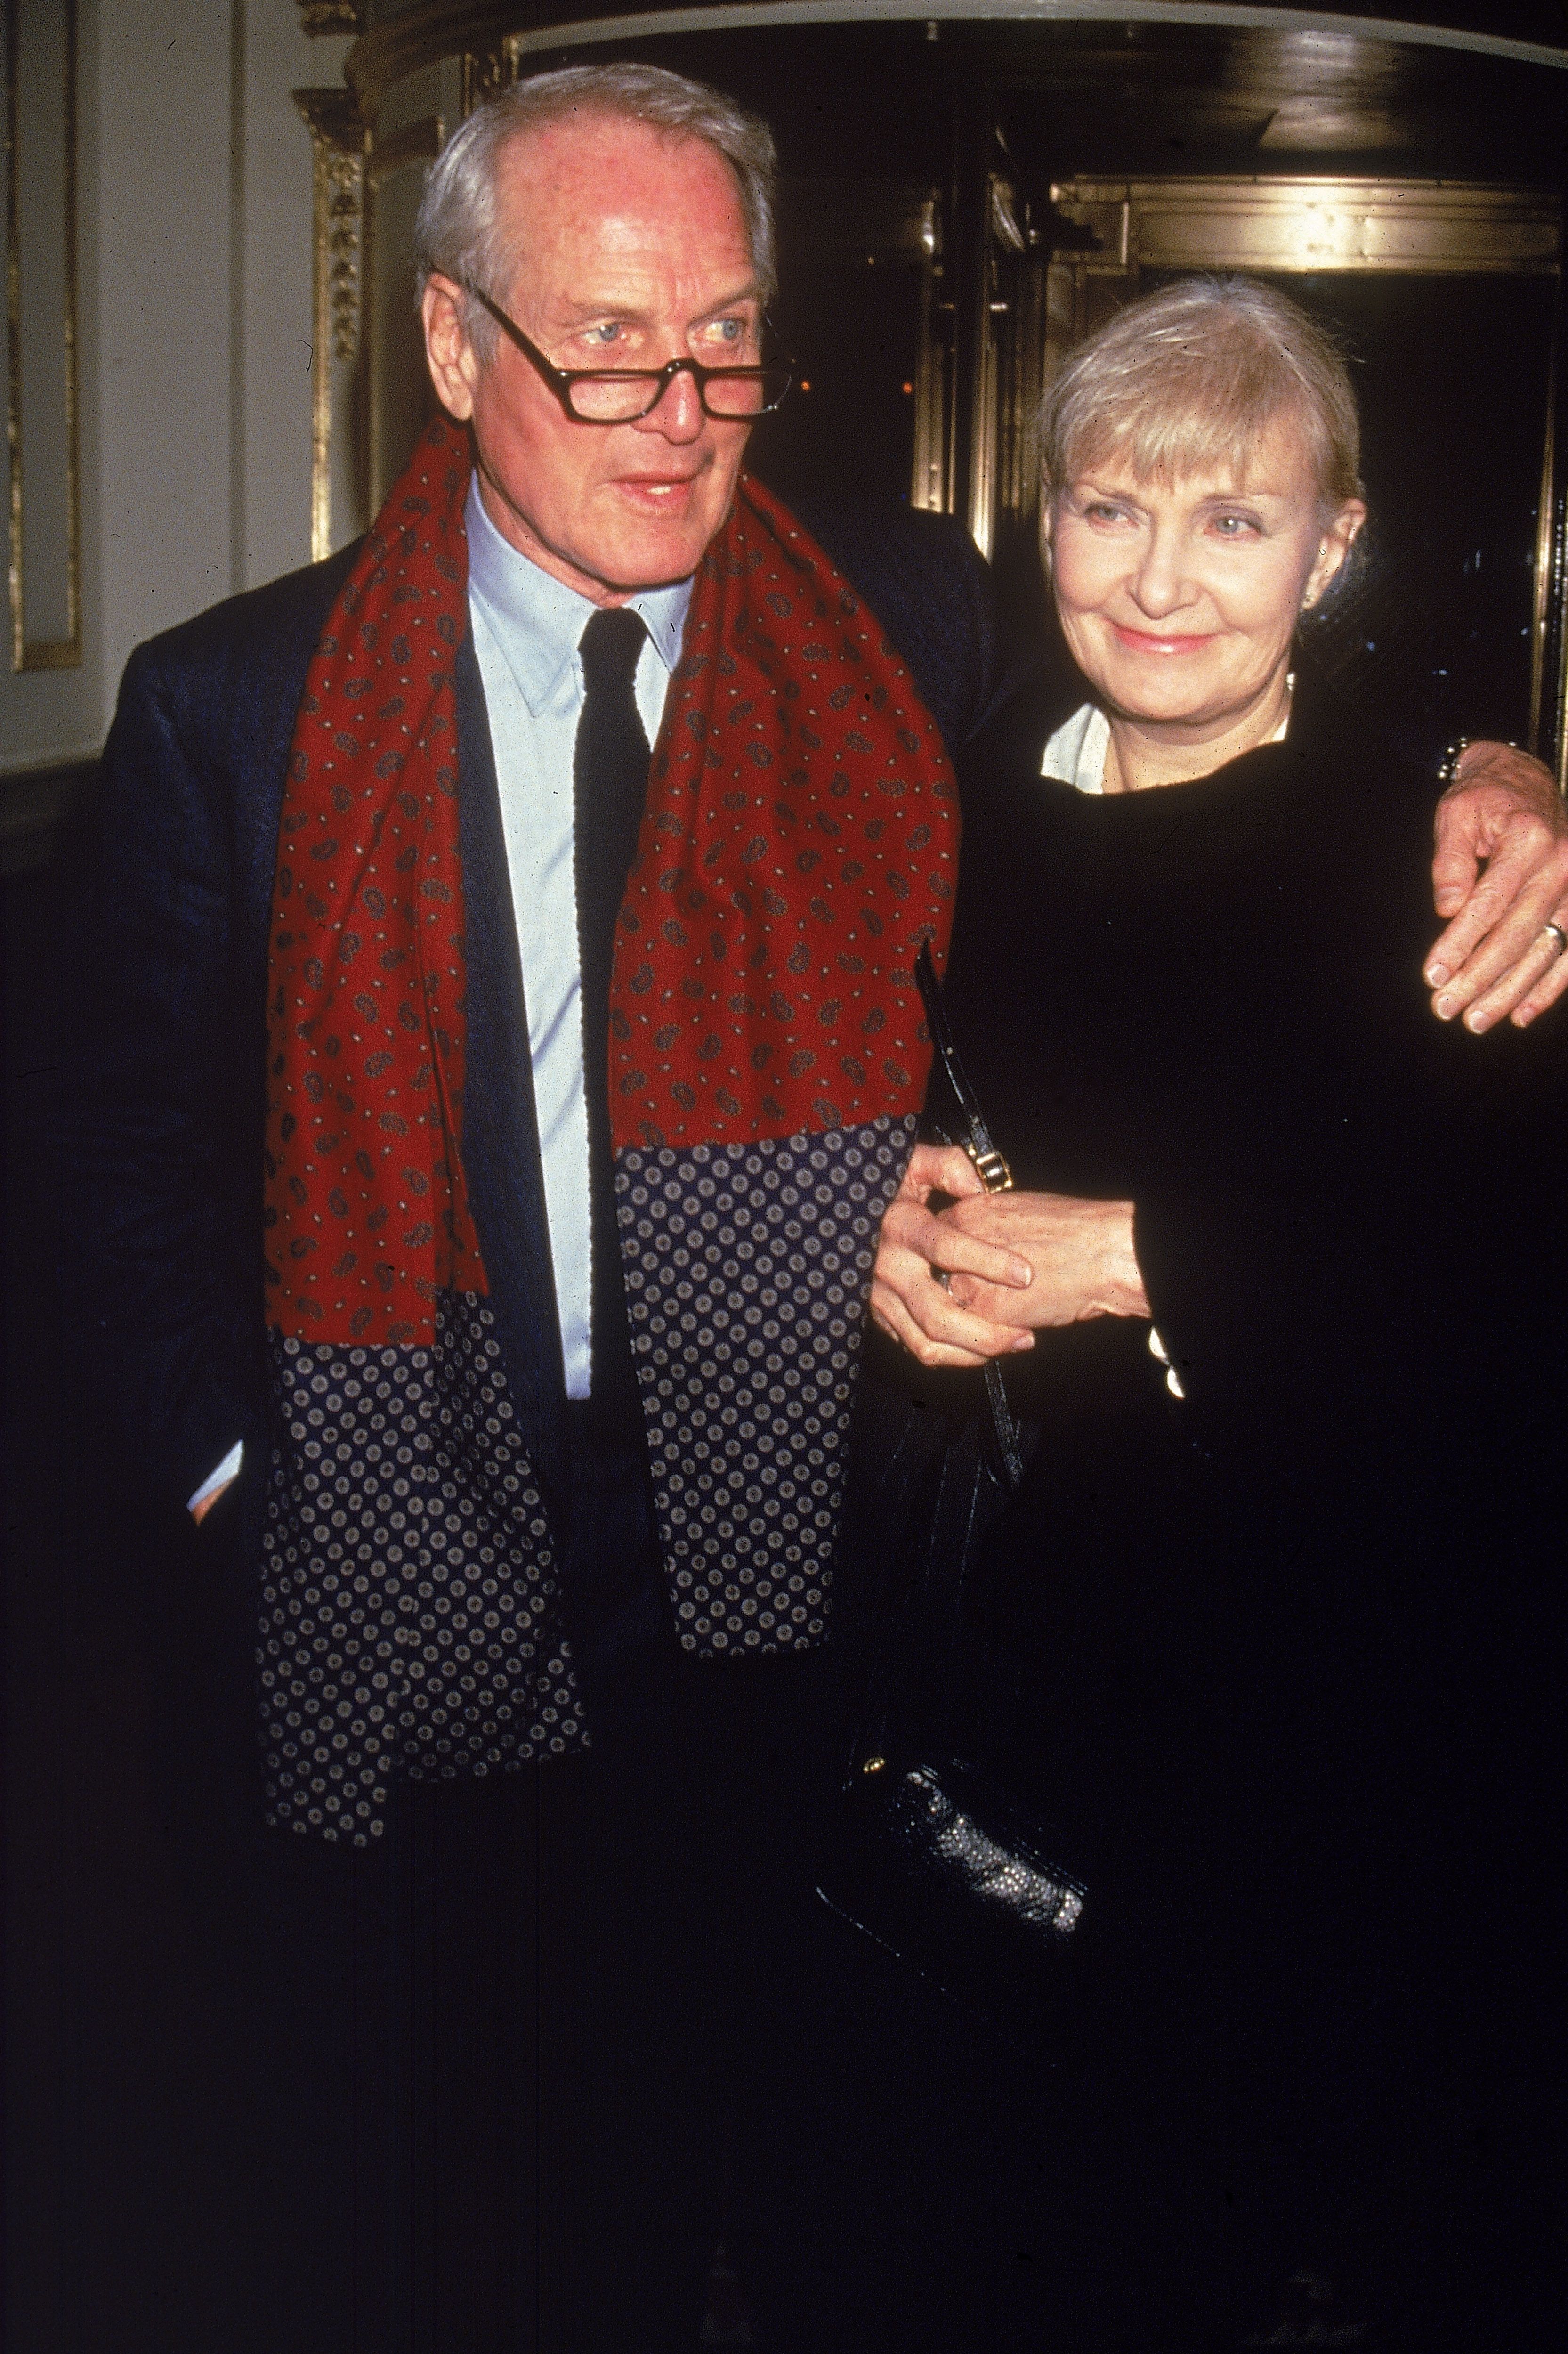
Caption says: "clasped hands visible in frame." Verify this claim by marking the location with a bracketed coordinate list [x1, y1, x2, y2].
[868, 1145, 1150, 1370]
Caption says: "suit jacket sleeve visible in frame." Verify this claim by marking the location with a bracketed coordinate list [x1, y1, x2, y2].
[784, 495, 1001, 754]
[73, 641, 264, 1501]
[69, 548, 355, 1507]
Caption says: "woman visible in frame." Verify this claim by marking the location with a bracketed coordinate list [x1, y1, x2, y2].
[862, 278, 1564, 2351]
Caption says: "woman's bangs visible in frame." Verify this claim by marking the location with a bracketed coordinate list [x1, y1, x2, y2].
[1072, 350, 1317, 494]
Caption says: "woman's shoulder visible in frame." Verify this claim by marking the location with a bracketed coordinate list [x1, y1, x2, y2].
[1279, 656, 1432, 803]
[1268, 662, 1442, 932]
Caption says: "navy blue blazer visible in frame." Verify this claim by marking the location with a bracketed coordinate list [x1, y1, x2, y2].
[74, 499, 1002, 1524]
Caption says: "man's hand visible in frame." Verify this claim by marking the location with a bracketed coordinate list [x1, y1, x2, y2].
[870, 1148, 1148, 1368]
[1426, 741, 1568, 1031]
[870, 1143, 1035, 1368]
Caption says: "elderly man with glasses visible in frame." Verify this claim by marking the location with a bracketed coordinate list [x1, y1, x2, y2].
[74, 58, 1568, 2354]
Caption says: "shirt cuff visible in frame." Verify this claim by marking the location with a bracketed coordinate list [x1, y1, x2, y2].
[187, 1439, 244, 1516]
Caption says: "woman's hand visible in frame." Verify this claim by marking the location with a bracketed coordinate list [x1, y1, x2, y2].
[870, 1144, 1036, 1368]
[870, 1147, 1150, 1368]
[1427, 743, 1568, 1031]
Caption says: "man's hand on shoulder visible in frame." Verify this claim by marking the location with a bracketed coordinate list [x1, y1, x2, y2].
[1426, 741, 1568, 1031]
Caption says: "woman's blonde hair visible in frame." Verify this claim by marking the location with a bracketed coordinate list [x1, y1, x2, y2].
[1039, 276, 1363, 514]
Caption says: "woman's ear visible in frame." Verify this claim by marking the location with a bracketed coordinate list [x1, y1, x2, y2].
[1301, 499, 1366, 610]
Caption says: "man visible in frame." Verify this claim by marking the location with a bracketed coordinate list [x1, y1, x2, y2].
[76, 60, 1568, 2354]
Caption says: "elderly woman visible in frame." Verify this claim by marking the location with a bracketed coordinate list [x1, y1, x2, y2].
[862, 278, 1563, 2351]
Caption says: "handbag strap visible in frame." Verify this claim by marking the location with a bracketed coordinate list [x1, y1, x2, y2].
[915, 941, 1012, 1195]
[914, 942, 1028, 1493]
[856, 1412, 988, 1763]
[844, 943, 1042, 1772]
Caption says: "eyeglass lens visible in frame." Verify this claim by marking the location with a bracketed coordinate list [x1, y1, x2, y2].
[568, 369, 790, 423]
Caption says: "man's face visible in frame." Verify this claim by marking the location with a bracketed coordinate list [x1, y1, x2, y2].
[422, 113, 761, 604]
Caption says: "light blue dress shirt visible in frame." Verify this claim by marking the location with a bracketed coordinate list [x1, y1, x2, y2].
[186, 485, 695, 1509]
[463, 477, 692, 1399]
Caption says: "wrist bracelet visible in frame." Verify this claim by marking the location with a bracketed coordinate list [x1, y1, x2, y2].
[1436, 738, 1471, 790]
[1438, 736, 1521, 790]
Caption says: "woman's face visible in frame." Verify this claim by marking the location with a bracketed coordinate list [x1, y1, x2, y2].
[1044, 412, 1364, 740]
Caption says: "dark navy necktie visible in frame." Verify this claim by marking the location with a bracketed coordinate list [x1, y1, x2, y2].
[572, 607, 651, 1444]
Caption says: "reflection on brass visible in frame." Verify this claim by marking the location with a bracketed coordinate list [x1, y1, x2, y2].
[965, 1143, 1013, 1194]
[966, 181, 1000, 562]
[1528, 335, 1556, 769]
[461, 49, 507, 121]
[955, 169, 1046, 563]
[295, 89, 366, 564]
[990, 179, 1026, 257]
[6, 0, 81, 673]
[1049, 179, 1560, 281]
[910, 196, 946, 517]
[1528, 282, 1566, 792]
[298, 2, 363, 33]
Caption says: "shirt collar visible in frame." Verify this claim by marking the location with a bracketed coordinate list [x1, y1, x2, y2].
[1042, 684, 1296, 795]
[464, 473, 693, 715]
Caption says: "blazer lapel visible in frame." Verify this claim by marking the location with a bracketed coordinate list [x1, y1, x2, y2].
[454, 630, 569, 1502]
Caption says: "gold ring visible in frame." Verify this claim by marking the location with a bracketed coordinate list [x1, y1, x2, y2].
[1544, 922, 1568, 958]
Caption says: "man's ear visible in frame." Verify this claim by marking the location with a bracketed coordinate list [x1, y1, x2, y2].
[422, 274, 478, 422]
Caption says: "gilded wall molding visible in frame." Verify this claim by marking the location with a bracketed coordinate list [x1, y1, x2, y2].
[461, 46, 513, 119]
[295, 88, 367, 562]
[5, 0, 81, 674]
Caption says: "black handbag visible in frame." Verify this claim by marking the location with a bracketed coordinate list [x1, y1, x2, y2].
[816, 943, 1088, 2032]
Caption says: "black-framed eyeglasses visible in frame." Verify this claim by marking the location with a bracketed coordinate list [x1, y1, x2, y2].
[463, 283, 793, 423]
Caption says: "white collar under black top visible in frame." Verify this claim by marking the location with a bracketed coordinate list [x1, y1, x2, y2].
[1041, 691, 1293, 795]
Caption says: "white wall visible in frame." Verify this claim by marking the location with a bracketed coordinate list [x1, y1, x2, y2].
[236, 0, 348, 599]
[0, 0, 350, 779]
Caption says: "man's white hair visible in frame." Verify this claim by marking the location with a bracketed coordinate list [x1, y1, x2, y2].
[414, 64, 778, 364]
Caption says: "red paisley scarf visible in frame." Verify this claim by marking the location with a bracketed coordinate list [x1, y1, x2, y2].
[265, 414, 958, 1346]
